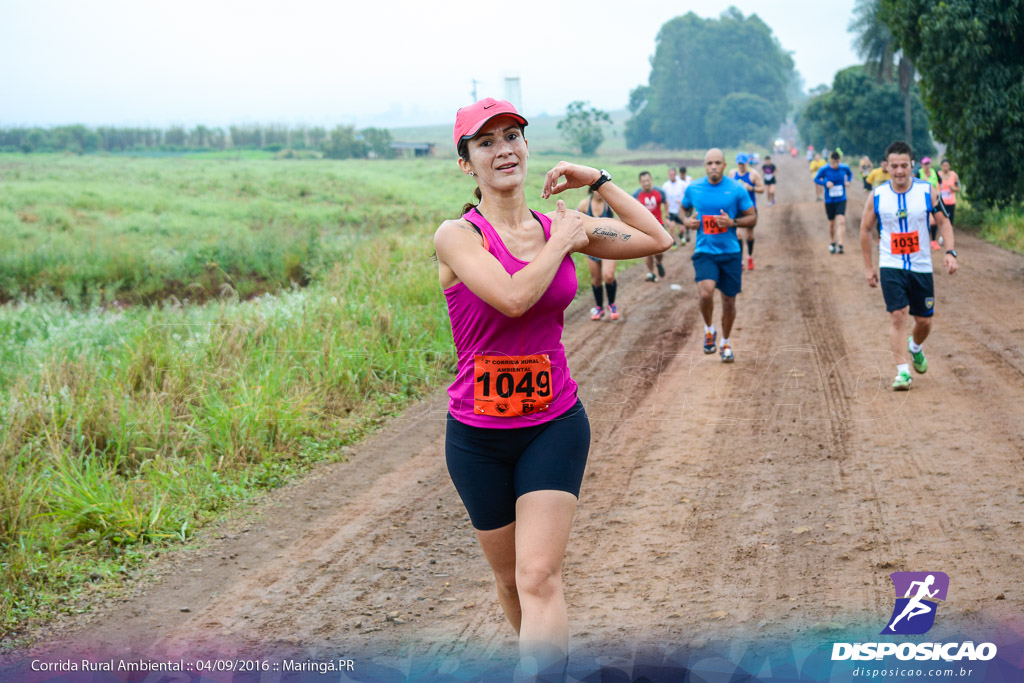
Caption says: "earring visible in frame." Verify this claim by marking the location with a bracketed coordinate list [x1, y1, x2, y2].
[469, 171, 475, 176]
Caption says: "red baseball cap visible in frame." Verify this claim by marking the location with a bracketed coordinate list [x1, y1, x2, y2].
[453, 98, 528, 151]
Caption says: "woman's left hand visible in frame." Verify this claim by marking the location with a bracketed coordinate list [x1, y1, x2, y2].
[542, 162, 602, 199]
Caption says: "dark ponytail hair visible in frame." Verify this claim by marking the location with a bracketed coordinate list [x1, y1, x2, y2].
[462, 187, 482, 217]
[458, 139, 480, 216]
[430, 139, 481, 262]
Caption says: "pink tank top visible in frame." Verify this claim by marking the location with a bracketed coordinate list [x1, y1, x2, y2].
[444, 207, 579, 428]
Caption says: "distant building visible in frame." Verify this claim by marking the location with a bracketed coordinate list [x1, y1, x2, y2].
[504, 77, 522, 113]
[390, 142, 435, 158]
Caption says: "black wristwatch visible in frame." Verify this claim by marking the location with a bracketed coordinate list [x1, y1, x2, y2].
[946, 249, 958, 258]
[590, 169, 612, 192]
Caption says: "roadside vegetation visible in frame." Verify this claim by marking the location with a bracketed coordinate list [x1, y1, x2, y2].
[956, 203, 1024, 256]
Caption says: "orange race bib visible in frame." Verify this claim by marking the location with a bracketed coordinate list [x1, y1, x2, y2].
[474, 354, 553, 417]
[701, 214, 728, 235]
[890, 232, 921, 255]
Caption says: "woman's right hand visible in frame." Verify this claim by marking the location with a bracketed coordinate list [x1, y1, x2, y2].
[549, 200, 589, 253]
[542, 162, 602, 198]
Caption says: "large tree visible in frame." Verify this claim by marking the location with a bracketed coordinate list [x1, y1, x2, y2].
[626, 7, 794, 149]
[797, 65, 934, 159]
[849, 0, 894, 82]
[849, 0, 917, 147]
[881, 0, 1024, 206]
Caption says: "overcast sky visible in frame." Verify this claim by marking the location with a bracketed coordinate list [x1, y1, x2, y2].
[1, 0, 859, 129]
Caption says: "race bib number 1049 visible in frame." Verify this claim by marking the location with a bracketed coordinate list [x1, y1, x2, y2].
[474, 354, 553, 417]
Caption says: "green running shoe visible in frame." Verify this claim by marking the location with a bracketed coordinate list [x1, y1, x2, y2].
[892, 371, 913, 391]
[908, 337, 928, 373]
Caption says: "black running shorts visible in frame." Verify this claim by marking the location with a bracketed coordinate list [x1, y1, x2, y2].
[445, 399, 590, 530]
[941, 201, 955, 224]
[825, 200, 847, 220]
[880, 268, 935, 317]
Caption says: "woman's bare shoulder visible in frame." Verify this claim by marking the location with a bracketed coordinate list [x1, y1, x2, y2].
[434, 217, 482, 247]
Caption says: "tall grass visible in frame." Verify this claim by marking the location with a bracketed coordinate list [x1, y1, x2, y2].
[957, 202, 1024, 255]
[0, 153, 651, 637]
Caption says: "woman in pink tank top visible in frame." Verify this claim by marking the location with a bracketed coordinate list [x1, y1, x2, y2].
[433, 98, 672, 678]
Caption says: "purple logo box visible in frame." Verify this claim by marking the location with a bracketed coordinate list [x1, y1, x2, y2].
[889, 571, 949, 601]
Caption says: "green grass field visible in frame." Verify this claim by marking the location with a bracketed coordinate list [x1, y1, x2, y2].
[0, 151, 687, 637]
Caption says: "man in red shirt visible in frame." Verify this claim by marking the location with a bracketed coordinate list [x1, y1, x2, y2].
[633, 171, 669, 281]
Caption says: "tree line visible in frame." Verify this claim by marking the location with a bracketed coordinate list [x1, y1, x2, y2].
[800, 0, 1022, 206]
[882, 0, 1023, 206]
[0, 124, 396, 159]
[797, 66, 935, 160]
[798, 0, 935, 161]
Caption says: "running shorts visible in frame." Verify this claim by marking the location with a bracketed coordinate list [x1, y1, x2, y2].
[667, 212, 684, 225]
[825, 200, 847, 220]
[692, 251, 742, 297]
[940, 201, 955, 224]
[445, 398, 590, 530]
[880, 268, 935, 317]
[764, 177, 776, 185]
[586, 254, 602, 263]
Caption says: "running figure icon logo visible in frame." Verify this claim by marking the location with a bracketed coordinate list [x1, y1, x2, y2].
[881, 572, 949, 635]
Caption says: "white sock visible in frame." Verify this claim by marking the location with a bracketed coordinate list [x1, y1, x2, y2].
[705, 324, 715, 334]
[908, 339, 923, 353]
[897, 363, 910, 376]
[722, 338, 730, 346]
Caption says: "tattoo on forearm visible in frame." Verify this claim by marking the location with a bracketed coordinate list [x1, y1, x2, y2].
[593, 226, 631, 241]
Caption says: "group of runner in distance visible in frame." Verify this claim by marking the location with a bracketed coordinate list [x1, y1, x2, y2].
[432, 97, 959, 680]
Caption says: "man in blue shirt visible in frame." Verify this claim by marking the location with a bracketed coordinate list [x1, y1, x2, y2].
[682, 148, 757, 363]
[814, 151, 853, 254]
[728, 153, 764, 271]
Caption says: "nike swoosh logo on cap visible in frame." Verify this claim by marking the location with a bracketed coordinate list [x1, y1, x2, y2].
[483, 104, 496, 109]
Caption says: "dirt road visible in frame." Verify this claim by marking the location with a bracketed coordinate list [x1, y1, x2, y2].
[5, 157, 1023, 677]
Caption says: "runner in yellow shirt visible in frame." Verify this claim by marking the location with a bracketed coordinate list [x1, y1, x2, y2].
[865, 161, 890, 188]
[809, 153, 826, 201]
